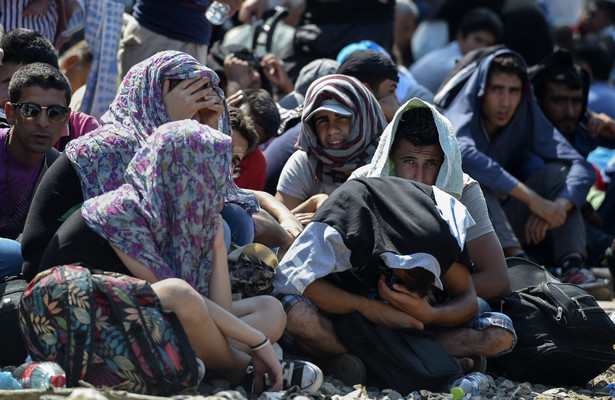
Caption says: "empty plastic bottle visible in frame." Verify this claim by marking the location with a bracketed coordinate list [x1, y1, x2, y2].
[0, 371, 21, 389]
[205, 1, 231, 25]
[12, 361, 66, 389]
[450, 371, 495, 400]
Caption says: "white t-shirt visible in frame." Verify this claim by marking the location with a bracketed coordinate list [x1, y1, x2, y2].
[461, 174, 494, 242]
[276, 150, 341, 201]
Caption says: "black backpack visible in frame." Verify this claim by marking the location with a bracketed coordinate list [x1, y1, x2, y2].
[334, 311, 462, 393]
[0, 275, 28, 366]
[487, 258, 615, 386]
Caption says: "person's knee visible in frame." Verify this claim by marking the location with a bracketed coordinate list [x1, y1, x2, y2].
[154, 278, 206, 317]
[482, 327, 515, 357]
[0, 238, 23, 279]
[250, 295, 286, 335]
[221, 203, 255, 246]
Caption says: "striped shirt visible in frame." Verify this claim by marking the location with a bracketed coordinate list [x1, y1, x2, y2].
[1, 0, 59, 43]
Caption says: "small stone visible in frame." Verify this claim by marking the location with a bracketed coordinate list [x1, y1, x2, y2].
[211, 389, 251, 400]
[259, 392, 285, 400]
[40, 395, 73, 400]
[331, 387, 370, 400]
[65, 389, 109, 400]
[516, 382, 534, 395]
[543, 387, 567, 395]
[380, 388, 404, 400]
[573, 388, 593, 396]
[211, 378, 231, 391]
[318, 381, 338, 395]
[496, 377, 517, 389]
[234, 385, 249, 398]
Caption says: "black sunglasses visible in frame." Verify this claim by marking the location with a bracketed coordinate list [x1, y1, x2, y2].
[12, 102, 70, 123]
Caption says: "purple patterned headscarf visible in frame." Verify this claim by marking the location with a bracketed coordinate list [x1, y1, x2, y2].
[82, 120, 231, 297]
[64, 50, 258, 213]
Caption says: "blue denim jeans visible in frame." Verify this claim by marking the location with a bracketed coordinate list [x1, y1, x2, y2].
[221, 203, 255, 251]
[0, 238, 24, 279]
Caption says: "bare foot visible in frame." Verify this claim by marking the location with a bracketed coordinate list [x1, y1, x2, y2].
[22, 0, 50, 16]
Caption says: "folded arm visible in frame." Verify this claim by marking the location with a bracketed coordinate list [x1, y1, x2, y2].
[303, 278, 424, 330]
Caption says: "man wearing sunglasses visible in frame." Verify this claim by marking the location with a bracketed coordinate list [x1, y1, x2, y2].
[0, 63, 71, 259]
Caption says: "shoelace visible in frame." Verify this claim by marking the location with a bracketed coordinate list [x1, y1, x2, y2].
[280, 360, 297, 387]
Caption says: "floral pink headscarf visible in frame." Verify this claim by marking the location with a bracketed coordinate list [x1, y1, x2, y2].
[64, 50, 258, 213]
[82, 120, 231, 297]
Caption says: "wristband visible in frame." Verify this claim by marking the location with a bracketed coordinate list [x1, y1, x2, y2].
[250, 337, 270, 351]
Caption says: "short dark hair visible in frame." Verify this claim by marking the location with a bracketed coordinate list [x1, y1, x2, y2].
[229, 106, 259, 154]
[1, 28, 58, 68]
[596, 0, 615, 22]
[337, 50, 399, 93]
[458, 7, 504, 43]
[390, 107, 439, 157]
[236, 88, 281, 142]
[9, 63, 71, 105]
[487, 53, 526, 83]
[532, 65, 583, 100]
[344, 72, 387, 95]
[572, 35, 615, 81]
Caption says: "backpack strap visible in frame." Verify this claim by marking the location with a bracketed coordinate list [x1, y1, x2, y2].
[251, 6, 289, 54]
[60, 265, 95, 387]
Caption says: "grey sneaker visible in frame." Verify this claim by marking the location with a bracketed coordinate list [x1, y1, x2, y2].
[247, 359, 324, 393]
[279, 359, 323, 392]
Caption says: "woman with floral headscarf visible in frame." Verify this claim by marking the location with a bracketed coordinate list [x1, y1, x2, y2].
[275, 74, 386, 222]
[22, 50, 258, 281]
[35, 120, 323, 392]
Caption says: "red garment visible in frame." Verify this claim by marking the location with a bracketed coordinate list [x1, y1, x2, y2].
[592, 162, 606, 191]
[233, 148, 267, 190]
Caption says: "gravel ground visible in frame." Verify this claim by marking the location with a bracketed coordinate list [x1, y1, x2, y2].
[1, 361, 613, 400]
[4, 302, 613, 400]
[194, 364, 615, 400]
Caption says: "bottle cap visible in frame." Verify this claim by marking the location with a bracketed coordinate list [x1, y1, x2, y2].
[451, 387, 465, 400]
[50, 374, 66, 388]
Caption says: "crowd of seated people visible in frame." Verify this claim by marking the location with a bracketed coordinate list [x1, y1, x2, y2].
[2, 0, 615, 394]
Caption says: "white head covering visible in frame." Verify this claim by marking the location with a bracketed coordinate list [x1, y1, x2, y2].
[355, 97, 464, 199]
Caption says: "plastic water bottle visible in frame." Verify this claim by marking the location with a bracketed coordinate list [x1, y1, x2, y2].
[0, 371, 22, 389]
[206, 1, 231, 25]
[12, 361, 66, 389]
[607, 382, 615, 397]
[450, 371, 494, 400]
